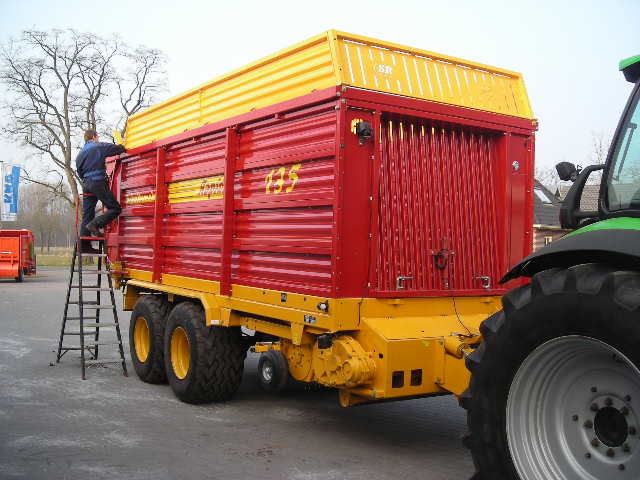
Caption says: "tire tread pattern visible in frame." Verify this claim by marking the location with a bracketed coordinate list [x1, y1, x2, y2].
[130, 295, 170, 384]
[461, 263, 640, 479]
[167, 302, 244, 404]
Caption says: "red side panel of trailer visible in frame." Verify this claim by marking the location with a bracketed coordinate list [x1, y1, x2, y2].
[108, 86, 535, 299]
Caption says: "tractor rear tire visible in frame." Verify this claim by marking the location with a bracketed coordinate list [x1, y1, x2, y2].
[130, 295, 171, 384]
[164, 302, 245, 404]
[258, 350, 289, 393]
[461, 264, 640, 480]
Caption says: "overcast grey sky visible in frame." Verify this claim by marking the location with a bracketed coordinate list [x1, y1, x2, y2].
[1, 0, 639, 174]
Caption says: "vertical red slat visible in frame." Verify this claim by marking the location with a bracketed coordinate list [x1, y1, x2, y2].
[107, 157, 124, 261]
[367, 110, 383, 294]
[397, 122, 410, 286]
[422, 125, 434, 290]
[220, 127, 238, 296]
[408, 124, 423, 288]
[331, 100, 347, 297]
[151, 148, 166, 282]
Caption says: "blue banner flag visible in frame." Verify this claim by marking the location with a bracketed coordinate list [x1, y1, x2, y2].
[2, 164, 21, 221]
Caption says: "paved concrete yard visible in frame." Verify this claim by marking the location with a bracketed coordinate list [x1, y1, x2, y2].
[0, 267, 474, 480]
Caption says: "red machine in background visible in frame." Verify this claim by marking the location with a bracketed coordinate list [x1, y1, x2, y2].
[0, 229, 36, 282]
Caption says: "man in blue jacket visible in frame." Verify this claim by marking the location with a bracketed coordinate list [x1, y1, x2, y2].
[75, 129, 126, 253]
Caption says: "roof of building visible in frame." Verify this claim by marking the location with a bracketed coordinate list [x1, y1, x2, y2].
[556, 185, 600, 211]
[534, 180, 562, 226]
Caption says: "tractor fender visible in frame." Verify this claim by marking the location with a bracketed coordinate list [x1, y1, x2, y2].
[501, 223, 640, 283]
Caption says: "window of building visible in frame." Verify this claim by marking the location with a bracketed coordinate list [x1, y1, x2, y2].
[534, 188, 553, 204]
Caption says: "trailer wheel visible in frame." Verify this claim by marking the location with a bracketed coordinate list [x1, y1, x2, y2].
[129, 295, 170, 384]
[461, 264, 640, 479]
[164, 302, 244, 404]
[258, 350, 289, 393]
[15, 269, 23, 282]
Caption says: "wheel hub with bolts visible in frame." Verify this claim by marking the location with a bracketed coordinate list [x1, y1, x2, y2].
[507, 335, 640, 479]
[581, 393, 637, 464]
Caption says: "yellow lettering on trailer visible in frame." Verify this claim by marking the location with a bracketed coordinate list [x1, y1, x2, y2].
[197, 176, 224, 200]
[264, 163, 302, 195]
[124, 191, 156, 205]
[169, 175, 225, 203]
[285, 164, 301, 193]
[123, 175, 226, 206]
[272, 167, 285, 194]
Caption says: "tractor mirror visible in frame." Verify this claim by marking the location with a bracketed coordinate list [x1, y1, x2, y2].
[556, 162, 578, 182]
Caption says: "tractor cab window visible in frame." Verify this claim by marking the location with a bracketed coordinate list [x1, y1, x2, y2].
[606, 87, 640, 211]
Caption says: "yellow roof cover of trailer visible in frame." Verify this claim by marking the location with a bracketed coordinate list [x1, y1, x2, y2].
[124, 30, 534, 149]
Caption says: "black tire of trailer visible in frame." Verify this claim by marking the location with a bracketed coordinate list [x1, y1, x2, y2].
[164, 301, 245, 404]
[257, 350, 289, 393]
[15, 269, 23, 282]
[129, 295, 171, 384]
[460, 264, 640, 480]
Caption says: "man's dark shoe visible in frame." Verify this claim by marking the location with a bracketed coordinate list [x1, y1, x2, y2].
[86, 221, 103, 237]
[80, 241, 101, 254]
[81, 245, 101, 255]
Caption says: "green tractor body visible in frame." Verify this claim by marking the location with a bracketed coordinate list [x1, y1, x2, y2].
[463, 56, 640, 479]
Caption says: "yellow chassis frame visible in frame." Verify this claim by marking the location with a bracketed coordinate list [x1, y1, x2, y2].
[118, 269, 501, 406]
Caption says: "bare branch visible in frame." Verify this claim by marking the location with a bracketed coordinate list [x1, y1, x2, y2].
[21, 168, 74, 206]
[115, 45, 168, 136]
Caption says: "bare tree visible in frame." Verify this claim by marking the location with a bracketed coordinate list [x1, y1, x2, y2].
[115, 45, 167, 137]
[590, 131, 611, 165]
[535, 165, 565, 193]
[0, 29, 167, 208]
[585, 132, 611, 185]
[17, 182, 74, 252]
[536, 131, 612, 199]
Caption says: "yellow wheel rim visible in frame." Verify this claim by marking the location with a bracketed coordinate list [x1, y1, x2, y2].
[133, 316, 150, 363]
[171, 326, 190, 379]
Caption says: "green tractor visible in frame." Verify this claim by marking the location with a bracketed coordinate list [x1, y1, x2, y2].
[462, 56, 640, 479]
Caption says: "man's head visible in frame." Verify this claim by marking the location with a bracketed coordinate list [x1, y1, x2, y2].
[84, 129, 99, 143]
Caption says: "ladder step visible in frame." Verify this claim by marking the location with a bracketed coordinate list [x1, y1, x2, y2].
[79, 236, 104, 241]
[84, 359, 125, 366]
[61, 342, 121, 350]
[72, 287, 112, 291]
[73, 269, 111, 274]
[68, 303, 114, 309]
[64, 323, 117, 333]
[65, 316, 99, 320]
[78, 253, 107, 257]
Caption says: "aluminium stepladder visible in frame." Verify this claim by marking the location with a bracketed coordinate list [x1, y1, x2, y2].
[55, 193, 128, 379]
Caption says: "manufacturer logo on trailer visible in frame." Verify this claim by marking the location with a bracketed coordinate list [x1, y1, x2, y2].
[199, 176, 224, 199]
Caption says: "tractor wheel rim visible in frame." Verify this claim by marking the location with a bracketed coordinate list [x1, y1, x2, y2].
[262, 361, 274, 382]
[507, 335, 640, 479]
[170, 327, 190, 380]
[133, 316, 150, 363]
